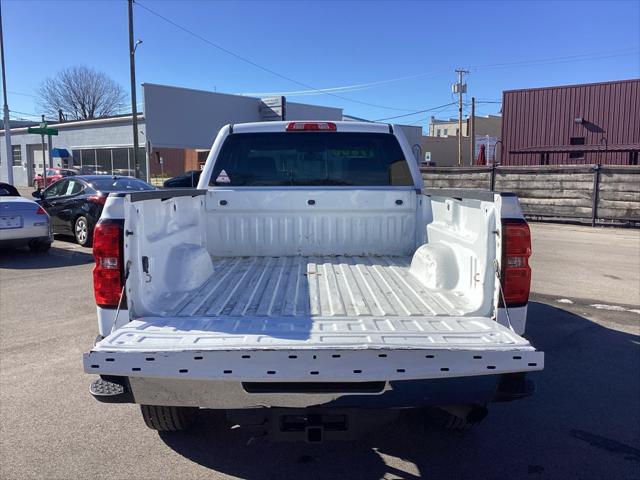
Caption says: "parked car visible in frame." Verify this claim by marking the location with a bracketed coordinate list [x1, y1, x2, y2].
[0, 182, 52, 252]
[78, 165, 110, 175]
[84, 121, 544, 439]
[33, 168, 77, 189]
[34, 175, 154, 247]
[112, 168, 136, 177]
[163, 170, 202, 188]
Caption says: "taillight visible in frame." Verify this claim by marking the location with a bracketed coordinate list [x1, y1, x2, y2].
[93, 221, 123, 308]
[36, 206, 46, 215]
[286, 122, 337, 131]
[501, 220, 532, 308]
[88, 195, 107, 205]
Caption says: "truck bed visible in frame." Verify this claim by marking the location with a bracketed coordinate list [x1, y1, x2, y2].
[93, 256, 533, 353]
[172, 255, 471, 319]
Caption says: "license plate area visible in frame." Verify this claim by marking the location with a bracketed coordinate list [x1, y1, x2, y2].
[0, 216, 22, 229]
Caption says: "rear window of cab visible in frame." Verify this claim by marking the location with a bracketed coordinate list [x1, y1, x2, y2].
[209, 132, 413, 187]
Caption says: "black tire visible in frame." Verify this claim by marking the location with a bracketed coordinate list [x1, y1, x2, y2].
[74, 215, 93, 247]
[140, 405, 198, 431]
[28, 240, 51, 253]
[427, 406, 487, 431]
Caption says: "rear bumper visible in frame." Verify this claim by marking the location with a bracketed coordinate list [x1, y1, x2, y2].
[91, 372, 537, 408]
[0, 234, 51, 247]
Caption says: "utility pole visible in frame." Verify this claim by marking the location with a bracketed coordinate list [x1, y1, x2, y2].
[128, 0, 140, 179]
[470, 97, 475, 166]
[0, 1, 14, 184]
[40, 115, 46, 188]
[453, 68, 468, 166]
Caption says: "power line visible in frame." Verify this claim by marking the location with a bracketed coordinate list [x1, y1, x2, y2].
[8, 90, 36, 98]
[469, 48, 639, 70]
[135, 1, 418, 112]
[240, 70, 448, 97]
[9, 109, 39, 117]
[373, 102, 458, 122]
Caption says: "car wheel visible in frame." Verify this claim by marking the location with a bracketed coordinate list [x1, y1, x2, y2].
[28, 240, 52, 253]
[140, 405, 198, 431]
[74, 216, 93, 247]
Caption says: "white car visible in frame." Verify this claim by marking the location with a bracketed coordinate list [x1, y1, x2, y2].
[0, 183, 52, 252]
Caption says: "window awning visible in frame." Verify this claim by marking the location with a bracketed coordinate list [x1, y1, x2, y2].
[510, 143, 640, 154]
[51, 148, 70, 157]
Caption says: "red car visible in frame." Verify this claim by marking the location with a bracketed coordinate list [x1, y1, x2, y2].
[33, 168, 76, 189]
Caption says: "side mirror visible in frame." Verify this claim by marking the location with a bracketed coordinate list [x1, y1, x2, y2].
[31, 190, 42, 199]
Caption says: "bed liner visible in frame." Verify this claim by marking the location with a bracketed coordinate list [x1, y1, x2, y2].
[170, 255, 473, 318]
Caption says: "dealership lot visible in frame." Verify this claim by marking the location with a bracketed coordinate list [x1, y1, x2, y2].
[0, 224, 638, 480]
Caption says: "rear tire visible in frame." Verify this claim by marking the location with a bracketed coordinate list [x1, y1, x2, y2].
[140, 405, 198, 431]
[74, 215, 93, 247]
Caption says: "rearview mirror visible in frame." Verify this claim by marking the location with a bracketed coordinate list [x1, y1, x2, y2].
[31, 190, 42, 199]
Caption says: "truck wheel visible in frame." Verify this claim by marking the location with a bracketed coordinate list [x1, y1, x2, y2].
[428, 405, 488, 431]
[140, 405, 198, 431]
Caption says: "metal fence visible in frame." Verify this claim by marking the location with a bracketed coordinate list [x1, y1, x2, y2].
[420, 165, 640, 226]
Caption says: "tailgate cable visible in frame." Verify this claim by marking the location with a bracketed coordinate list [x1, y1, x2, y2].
[493, 259, 514, 332]
[111, 260, 132, 334]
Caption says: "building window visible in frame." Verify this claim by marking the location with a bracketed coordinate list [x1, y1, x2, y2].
[12, 145, 22, 166]
[569, 137, 585, 159]
[436, 129, 441, 137]
[630, 151, 639, 166]
[443, 129, 448, 136]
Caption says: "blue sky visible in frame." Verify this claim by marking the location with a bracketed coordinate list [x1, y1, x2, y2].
[2, 0, 639, 129]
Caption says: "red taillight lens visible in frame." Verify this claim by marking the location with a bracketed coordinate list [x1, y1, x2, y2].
[36, 206, 46, 215]
[93, 222, 122, 308]
[286, 122, 337, 131]
[88, 195, 107, 205]
[501, 220, 532, 308]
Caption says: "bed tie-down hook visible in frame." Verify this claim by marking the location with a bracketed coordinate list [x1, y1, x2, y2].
[493, 259, 514, 332]
[110, 260, 132, 334]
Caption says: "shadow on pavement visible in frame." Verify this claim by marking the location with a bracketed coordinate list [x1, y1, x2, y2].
[159, 302, 640, 479]
[0, 244, 93, 269]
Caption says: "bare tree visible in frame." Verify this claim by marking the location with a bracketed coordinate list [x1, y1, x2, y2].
[37, 66, 127, 120]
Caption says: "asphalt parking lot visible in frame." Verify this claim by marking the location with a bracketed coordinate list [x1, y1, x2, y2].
[1, 223, 639, 480]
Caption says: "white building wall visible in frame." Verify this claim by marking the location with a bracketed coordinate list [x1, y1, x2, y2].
[1, 118, 144, 186]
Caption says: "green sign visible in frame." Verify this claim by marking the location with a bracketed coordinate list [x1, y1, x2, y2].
[28, 126, 58, 136]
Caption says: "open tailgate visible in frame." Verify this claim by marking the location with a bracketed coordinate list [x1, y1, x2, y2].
[84, 316, 543, 382]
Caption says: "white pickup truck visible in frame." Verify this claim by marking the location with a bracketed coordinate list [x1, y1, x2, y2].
[84, 121, 543, 441]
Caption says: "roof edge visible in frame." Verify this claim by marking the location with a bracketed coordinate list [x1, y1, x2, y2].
[503, 78, 640, 94]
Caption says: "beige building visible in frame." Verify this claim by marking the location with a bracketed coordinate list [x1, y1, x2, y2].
[428, 115, 501, 138]
[422, 115, 502, 166]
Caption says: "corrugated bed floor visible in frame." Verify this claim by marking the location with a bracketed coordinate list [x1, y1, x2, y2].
[172, 256, 471, 318]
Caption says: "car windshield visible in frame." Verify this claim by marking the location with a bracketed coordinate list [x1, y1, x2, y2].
[89, 177, 154, 192]
[209, 132, 413, 187]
